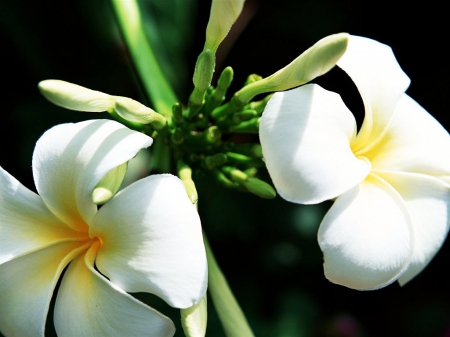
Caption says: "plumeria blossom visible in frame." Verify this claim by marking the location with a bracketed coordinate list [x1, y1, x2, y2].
[0, 119, 207, 336]
[260, 35, 450, 290]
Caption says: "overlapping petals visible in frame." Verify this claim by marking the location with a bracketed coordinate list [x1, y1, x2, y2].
[32, 119, 153, 231]
[259, 85, 370, 204]
[260, 35, 450, 289]
[337, 35, 410, 151]
[92, 174, 207, 308]
[0, 119, 208, 336]
[54, 243, 175, 336]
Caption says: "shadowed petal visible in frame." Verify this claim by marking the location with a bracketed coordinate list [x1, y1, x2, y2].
[32, 120, 152, 231]
[91, 174, 207, 308]
[338, 36, 410, 151]
[260, 84, 370, 204]
[363, 94, 450, 177]
[54, 242, 175, 337]
[0, 166, 86, 265]
[375, 171, 450, 285]
[0, 241, 87, 337]
[318, 174, 413, 290]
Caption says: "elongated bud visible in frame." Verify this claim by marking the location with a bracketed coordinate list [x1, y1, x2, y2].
[193, 49, 216, 94]
[210, 66, 234, 106]
[92, 162, 128, 204]
[242, 177, 276, 199]
[188, 49, 216, 117]
[205, 0, 245, 52]
[235, 33, 349, 103]
[178, 161, 198, 204]
[39, 80, 115, 112]
[204, 153, 227, 170]
[114, 96, 166, 129]
[181, 295, 208, 337]
[229, 117, 260, 133]
[222, 166, 276, 199]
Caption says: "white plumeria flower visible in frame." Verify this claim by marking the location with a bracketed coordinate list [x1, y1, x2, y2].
[260, 35, 450, 290]
[0, 119, 207, 336]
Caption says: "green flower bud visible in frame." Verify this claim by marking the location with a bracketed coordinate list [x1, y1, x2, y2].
[114, 96, 166, 129]
[229, 117, 260, 133]
[204, 153, 227, 170]
[242, 177, 276, 199]
[38, 80, 115, 112]
[178, 161, 198, 204]
[193, 49, 216, 94]
[204, 0, 245, 52]
[222, 166, 276, 199]
[92, 162, 128, 205]
[188, 49, 216, 118]
[181, 296, 208, 337]
[236, 33, 349, 103]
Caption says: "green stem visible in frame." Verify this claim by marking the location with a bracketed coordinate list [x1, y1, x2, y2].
[111, 0, 177, 121]
[203, 234, 254, 337]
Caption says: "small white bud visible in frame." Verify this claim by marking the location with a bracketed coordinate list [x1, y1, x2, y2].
[236, 33, 349, 103]
[205, 0, 245, 52]
[114, 96, 166, 129]
[38, 80, 115, 112]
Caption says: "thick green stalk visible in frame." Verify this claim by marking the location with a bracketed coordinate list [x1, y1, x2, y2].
[204, 235, 254, 337]
[111, 0, 177, 120]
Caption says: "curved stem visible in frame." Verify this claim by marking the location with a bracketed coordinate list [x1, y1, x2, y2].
[203, 234, 255, 337]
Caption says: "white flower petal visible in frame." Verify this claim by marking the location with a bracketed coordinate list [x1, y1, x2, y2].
[0, 166, 85, 265]
[374, 171, 450, 285]
[54, 242, 175, 337]
[338, 36, 410, 151]
[91, 174, 207, 308]
[362, 94, 450, 176]
[32, 120, 153, 231]
[260, 84, 370, 204]
[318, 174, 413, 290]
[0, 241, 85, 337]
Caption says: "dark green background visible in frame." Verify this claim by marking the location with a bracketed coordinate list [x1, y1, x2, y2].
[1, 1, 449, 336]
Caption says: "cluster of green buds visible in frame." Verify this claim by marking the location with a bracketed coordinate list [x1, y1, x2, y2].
[167, 34, 349, 203]
[37, 3, 348, 205]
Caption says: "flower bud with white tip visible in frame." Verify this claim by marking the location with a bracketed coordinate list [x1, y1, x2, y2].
[38, 80, 115, 112]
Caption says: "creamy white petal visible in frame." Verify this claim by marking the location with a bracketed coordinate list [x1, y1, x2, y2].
[338, 36, 410, 151]
[54, 242, 175, 337]
[375, 171, 450, 285]
[362, 94, 450, 176]
[318, 174, 413, 290]
[91, 174, 207, 308]
[260, 84, 370, 204]
[0, 166, 86, 265]
[0, 241, 86, 337]
[32, 120, 153, 231]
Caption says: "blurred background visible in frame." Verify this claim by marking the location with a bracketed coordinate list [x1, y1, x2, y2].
[1, 0, 449, 336]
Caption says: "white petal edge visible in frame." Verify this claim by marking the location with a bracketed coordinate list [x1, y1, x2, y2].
[260, 84, 370, 204]
[0, 166, 86, 265]
[54, 242, 175, 337]
[32, 120, 153, 231]
[338, 35, 410, 151]
[91, 174, 208, 309]
[374, 170, 450, 285]
[0, 241, 88, 337]
[362, 94, 450, 176]
[318, 173, 413, 290]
